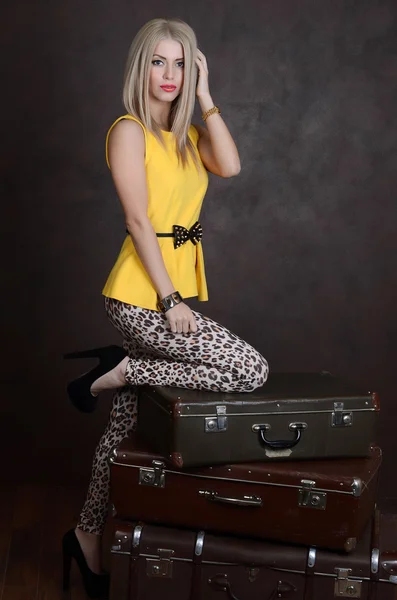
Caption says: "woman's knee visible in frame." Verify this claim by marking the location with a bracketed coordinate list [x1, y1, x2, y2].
[236, 350, 269, 392]
[254, 352, 269, 386]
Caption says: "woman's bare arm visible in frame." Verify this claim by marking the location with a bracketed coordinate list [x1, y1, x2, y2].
[107, 120, 197, 333]
[108, 120, 176, 299]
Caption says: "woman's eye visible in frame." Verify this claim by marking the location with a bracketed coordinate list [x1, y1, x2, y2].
[152, 59, 184, 67]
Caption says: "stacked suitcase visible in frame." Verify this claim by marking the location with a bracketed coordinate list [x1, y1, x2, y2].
[108, 372, 397, 599]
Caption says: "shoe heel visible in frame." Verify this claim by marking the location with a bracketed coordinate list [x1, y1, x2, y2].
[64, 347, 104, 360]
[62, 545, 72, 591]
[64, 345, 127, 414]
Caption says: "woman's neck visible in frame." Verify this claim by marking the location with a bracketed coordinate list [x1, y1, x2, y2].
[149, 99, 172, 131]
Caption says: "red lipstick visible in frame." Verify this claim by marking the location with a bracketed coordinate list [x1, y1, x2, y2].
[160, 85, 176, 92]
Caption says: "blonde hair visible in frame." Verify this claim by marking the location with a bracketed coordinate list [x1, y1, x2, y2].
[123, 18, 201, 170]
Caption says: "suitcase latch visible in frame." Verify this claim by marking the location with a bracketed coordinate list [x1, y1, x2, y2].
[298, 479, 327, 510]
[146, 548, 174, 578]
[139, 460, 165, 487]
[332, 402, 353, 427]
[334, 568, 362, 597]
[205, 405, 228, 433]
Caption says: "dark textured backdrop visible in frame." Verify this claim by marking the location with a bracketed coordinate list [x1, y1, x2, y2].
[1, 0, 396, 504]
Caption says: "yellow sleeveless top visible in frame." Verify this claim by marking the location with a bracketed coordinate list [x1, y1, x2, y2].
[102, 115, 209, 311]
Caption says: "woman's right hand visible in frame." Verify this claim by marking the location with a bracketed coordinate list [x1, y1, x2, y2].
[166, 302, 198, 334]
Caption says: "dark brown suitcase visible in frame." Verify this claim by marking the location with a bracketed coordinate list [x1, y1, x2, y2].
[137, 372, 379, 468]
[109, 512, 397, 600]
[109, 434, 382, 551]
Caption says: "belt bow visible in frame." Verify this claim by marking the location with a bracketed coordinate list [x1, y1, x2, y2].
[173, 221, 203, 249]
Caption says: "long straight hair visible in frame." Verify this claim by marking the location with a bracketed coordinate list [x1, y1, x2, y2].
[123, 18, 201, 170]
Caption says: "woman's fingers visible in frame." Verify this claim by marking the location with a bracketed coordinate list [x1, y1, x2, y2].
[197, 49, 208, 67]
[182, 317, 189, 335]
[166, 304, 199, 335]
[171, 317, 197, 335]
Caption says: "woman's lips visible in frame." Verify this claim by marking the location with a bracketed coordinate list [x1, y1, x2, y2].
[160, 85, 176, 92]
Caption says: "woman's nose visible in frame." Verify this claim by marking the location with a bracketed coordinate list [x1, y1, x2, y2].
[164, 65, 174, 80]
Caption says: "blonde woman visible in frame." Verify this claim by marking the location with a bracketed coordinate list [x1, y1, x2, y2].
[63, 17, 269, 598]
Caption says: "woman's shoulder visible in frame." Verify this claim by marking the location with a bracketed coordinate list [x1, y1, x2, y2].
[108, 114, 146, 138]
[106, 115, 147, 169]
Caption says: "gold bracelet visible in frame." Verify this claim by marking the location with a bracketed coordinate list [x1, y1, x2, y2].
[202, 106, 221, 122]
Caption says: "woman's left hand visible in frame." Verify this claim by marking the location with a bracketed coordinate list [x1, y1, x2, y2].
[195, 49, 210, 98]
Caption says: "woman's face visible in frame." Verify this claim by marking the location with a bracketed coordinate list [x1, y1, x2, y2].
[149, 39, 185, 102]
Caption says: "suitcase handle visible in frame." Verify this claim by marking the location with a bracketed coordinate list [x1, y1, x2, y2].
[252, 422, 307, 450]
[199, 490, 263, 507]
[209, 574, 297, 599]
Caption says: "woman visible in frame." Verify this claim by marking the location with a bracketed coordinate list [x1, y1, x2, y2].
[63, 17, 269, 599]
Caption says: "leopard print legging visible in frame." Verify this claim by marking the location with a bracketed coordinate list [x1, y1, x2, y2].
[77, 298, 269, 535]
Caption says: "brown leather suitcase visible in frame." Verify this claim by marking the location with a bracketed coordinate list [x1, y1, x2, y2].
[109, 434, 381, 551]
[109, 511, 397, 600]
[137, 372, 379, 468]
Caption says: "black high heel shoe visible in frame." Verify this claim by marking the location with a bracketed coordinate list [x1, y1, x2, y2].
[64, 345, 127, 413]
[62, 529, 109, 599]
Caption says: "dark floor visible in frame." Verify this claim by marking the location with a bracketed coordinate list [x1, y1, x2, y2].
[0, 483, 113, 600]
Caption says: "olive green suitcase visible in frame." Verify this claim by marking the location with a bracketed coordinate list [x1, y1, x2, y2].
[137, 372, 379, 468]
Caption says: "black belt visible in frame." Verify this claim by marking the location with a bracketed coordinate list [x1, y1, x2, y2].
[126, 221, 203, 250]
